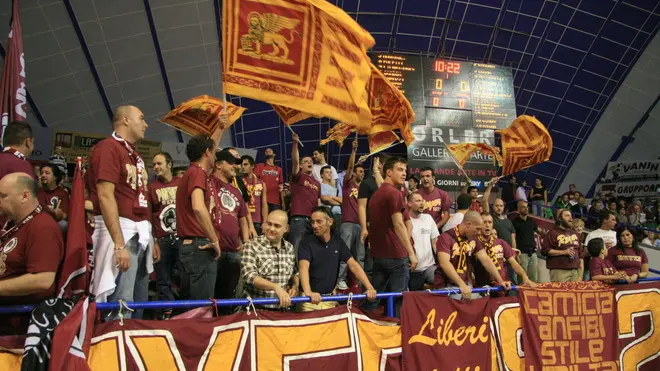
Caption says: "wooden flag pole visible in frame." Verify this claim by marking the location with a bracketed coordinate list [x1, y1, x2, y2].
[286, 124, 304, 148]
[357, 140, 403, 164]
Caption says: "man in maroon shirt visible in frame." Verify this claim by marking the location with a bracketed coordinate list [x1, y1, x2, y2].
[0, 121, 35, 181]
[542, 208, 583, 282]
[149, 151, 180, 319]
[88, 105, 154, 320]
[467, 186, 483, 213]
[337, 138, 360, 290]
[38, 163, 69, 232]
[435, 211, 512, 300]
[0, 173, 63, 305]
[418, 167, 452, 230]
[473, 213, 534, 293]
[210, 150, 249, 309]
[241, 155, 268, 235]
[255, 148, 285, 212]
[363, 157, 417, 316]
[288, 133, 321, 251]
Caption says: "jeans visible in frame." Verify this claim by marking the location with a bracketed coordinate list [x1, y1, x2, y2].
[409, 265, 436, 291]
[518, 251, 538, 282]
[215, 251, 242, 314]
[362, 257, 410, 317]
[337, 222, 364, 284]
[268, 203, 282, 213]
[154, 235, 180, 314]
[530, 201, 545, 217]
[253, 222, 262, 236]
[288, 216, 312, 254]
[178, 237, 218, 300]
[106, 234, 149, 321]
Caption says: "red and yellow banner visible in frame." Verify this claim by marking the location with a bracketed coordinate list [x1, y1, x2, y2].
[222, 0, 375, 130]
[497, 115, 553, 176]
[161, 95, 245, 136]
[448, 142, 503, 167]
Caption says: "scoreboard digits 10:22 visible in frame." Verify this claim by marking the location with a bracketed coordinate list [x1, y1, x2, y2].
[427, 60, 471, 110]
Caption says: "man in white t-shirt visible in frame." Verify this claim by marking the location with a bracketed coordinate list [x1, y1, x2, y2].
[312, 146, 338, 186]
[442, 193, 473, 232]
[408, 193, 440, 290]
[584, 211, 617, 248]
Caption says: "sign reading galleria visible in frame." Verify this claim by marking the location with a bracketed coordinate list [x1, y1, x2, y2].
[0, 283, 658, 370]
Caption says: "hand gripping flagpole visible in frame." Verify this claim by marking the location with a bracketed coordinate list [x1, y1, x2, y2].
[357, 139, 403, 165]
[286, 124, 304, 148]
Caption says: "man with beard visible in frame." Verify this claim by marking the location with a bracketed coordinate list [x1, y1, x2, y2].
[210, 150, 249, 309]
[241, 155, 268, 235]
[542, 208, 582, 282]
[474, 213, 535, 294]
[435, 211, 512, 300]
[363, 157, 417, 316]
[149, 151, 179, 320]
[0, 122, 35, 181]
[417, 167, 451, 230]
[255, 148, 285, 212]
[298, 206, 376, 312]
[512, 201, 539, 282]
[288, 133, 321, 251]
[336, 138, 360, 290]
[585, 211, 617, 249]
[37, 163, 69, 231]
[226, 148, 257, 239]
[241, 210, 298, 310]
[312, 146, 338, 186]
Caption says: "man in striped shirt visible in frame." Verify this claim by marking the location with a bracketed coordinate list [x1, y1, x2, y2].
[241, 210, 299, 310]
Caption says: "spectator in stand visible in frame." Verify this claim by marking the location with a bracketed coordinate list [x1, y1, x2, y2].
[641, 230, 660, 248]
[320, 166, 342, 227]
[572, 195, 589, 219]
[515, 180, 528, 203]
[435, 211, 512, 300]
[417, 167, 452, 230]
[298, 207, 376, 312]
[0, 122, 35, 181]
[149, 152, 179, 320]
[483, 198, 517, 251]
[572, 218, 587, 280]
[210, 150, 249, 310]
[406, 175, 419, 194]
[88, 105, 154, 320]
[241, 210, 299, 310]
[172, 166, 187, 178]
[255, 148, 286, 212]
[500, 175, 517, 212]
[529, 178, 548, 217]
[466, 186, 483, 213]
[241, 155, 268, 235]
[607, 200, 618, 214]
[585, 211, 618, 249]
[586, 199, 604, 229]
[288, 133, 321, 251]
[512, 200, 540, 282]
[442, 194, 472, 232]
[607, 225, 649, 281]
[337, 138, 360, 290]
[628, 202, 646, 226]
[38, 163, 69, 232]
[0, 173, 64, 305]
[48, 145, 68, 177]
[563, 184, 582, 201]
[474, 212, 535, 294]
[176, 131, 225, 301]
[311, 146, 338, 186]
[363, 157, 417, 316]
[358, 154, 384, 246]
[225, 148, 257, 239]
[554, 194, 570, 210]
[587, 238, 631, 284]
[617, 207, 628, 224]
[408, 193, 439, 291]
[543, 209, 582, 282]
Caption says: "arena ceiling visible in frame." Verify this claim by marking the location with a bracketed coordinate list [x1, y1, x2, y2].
[0, 0, 658, 195]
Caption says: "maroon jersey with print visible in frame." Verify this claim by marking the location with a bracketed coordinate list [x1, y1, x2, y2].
[290, 171, 321, 217]
[243, 175, 264, 224]
[542, 227, 582, 270]
[418, 187, 452, 225]
[473, 236, 514, 287]
[589, 257, 618, 279]
[368, 183, 408, 259]
[341, 177, 360, 224]
[176, 165, 208, 238]
[207, 175, 247, 252]
[150, 176, 180, 238]
[38, 187, 70, 214]
[434, 228, 483, 288]
[607, 246, 648, 276]
[255, 163, 283, 205]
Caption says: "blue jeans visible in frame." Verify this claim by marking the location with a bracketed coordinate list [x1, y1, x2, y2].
[106, 234, 149, 321]
[337, 222, 364, 283]
[288, 216, 312, 254]
[215, 251, 242, 314]
[409, 265, 436, 291]
[362, 257, 410, 317]
[154, 235, 180, 314]
[178, 237, 218, 300]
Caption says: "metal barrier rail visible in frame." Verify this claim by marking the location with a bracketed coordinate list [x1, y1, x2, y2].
[1, 274, 659, 317]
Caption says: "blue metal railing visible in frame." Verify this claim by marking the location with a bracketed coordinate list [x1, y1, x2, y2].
[1, 275, 659, 317]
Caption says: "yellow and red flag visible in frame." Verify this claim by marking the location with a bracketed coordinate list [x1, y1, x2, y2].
[497, 115, 553, 175]
[368, 130, 400, 154]
[447, 143, 503, 167]
[367, 63, 415, 144]
[222, 0, 375, 130]
[271, 104, 313, 125]
[320, 122, 354, 146]
[161, 95, 245, 136]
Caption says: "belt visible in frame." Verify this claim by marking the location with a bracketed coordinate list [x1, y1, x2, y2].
[159, 234, 178, 241]
[178, 236, 210, 241]
[521, 248, 535, 256]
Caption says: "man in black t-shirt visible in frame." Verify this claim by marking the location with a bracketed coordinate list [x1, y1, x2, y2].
[511, 200, 539, 282]
[298, 207, 376, 312]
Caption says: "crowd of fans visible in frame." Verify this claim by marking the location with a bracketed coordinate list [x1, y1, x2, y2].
[0, 106, 656, 322]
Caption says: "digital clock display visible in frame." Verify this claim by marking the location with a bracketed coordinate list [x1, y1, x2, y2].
[433, 61, 461, 74]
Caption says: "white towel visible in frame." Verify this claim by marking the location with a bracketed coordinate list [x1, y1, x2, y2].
[91, 216, 153, 302]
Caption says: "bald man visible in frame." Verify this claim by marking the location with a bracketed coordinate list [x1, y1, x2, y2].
[88, 105, 153, 320]
[0, 173, 63, 305]
[435, 211, 512, 300]
[241, 210, 299, 310]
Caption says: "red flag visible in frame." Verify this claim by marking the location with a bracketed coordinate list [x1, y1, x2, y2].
[49, 297, 96, 371]
[0, 0, 27, 145]
[56, 158, 89, 297]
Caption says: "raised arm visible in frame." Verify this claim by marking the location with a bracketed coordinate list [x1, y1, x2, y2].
[291, 133, 301, 177]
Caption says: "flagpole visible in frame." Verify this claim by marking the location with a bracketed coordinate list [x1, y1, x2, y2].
[357, 140, 403, 164]
[286, 124, 304, 148]
[440, 139, 472, 185]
